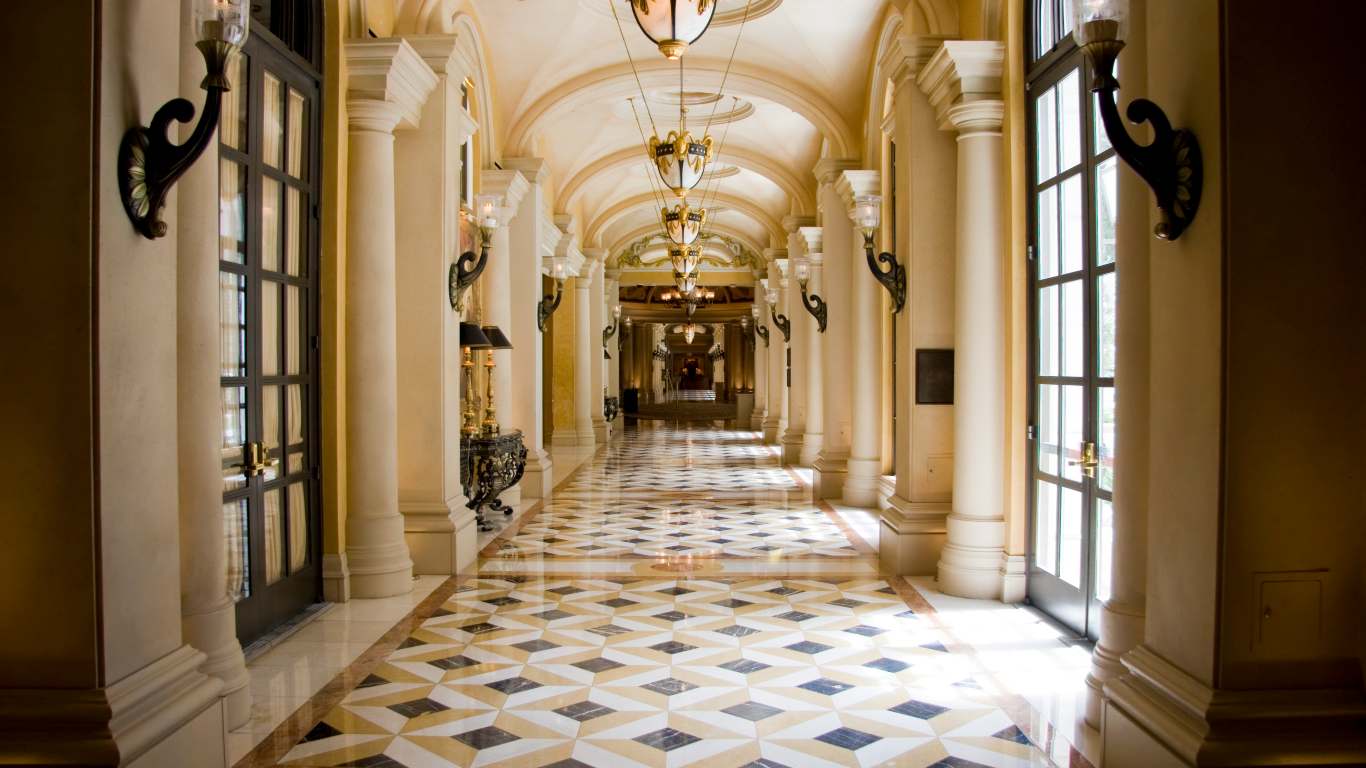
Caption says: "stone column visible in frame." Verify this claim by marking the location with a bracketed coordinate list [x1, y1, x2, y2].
[838, 170, 886, 508]
[752, 296, 768, 431]
[501, 158, 555, 497]
[713, 326, 726, 393]
[781, 217, 814, 465]
[587, 252, 608, 442]
[763, 257, 787, 444]
[176, 3, 249, 727]
[921, 41, 1007, 599]
[651, 322, 666, 403]
[880, 35, 957, 576]
[604, 270, 622, 428]
[1085, 0, 1150, 727]
[812, 159, 859, 498]
[799, 227, 825, 468]
[345, 39, 436, 597]
[575, 256, 602, 445]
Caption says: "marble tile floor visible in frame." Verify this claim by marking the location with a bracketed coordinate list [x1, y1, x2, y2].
[233, 424, 1095, 768]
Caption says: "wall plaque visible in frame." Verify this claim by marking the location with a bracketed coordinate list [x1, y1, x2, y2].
[915, 348, 953, 404]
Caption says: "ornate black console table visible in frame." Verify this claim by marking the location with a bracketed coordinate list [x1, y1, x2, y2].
[460, 429, 528, 532]
[604, 395, 620, 423]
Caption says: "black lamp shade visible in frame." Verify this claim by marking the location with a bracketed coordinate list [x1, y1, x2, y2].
[480, 325, 514, 350]
[460, 322, 492, 350]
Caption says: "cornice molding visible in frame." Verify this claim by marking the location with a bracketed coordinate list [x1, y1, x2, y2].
[798, 226, 824, 260]
[782, 215, 815, 235]
[812, 158, 861, 187]
[880, 33, 949, 91]
[836, 170, 881, 216]
[344, 38, 438, 130]
[917, 40, 1005, 132]
[480, 170, 530, 217]
[504, 157, 551, 186]
[553, 214, 584, 277]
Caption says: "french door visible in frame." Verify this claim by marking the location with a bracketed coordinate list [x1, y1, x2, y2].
[219, 31, 322, 645]
[1026, 48, 1118, 638]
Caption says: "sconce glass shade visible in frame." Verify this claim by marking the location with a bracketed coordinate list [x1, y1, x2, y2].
[480, 325, 513, 350]
[751, 304, 761, 320]
[662, 202, 706, 245]
[629, 0, 717, 60]
[460, 322, 493, 350]
[853, 194, 882, 234]
[794, 260, 811, 285]
[474, 193, 503, 230]
[551, 256, 567, 282]
[613, 304, 622, 319]
[765, 288, 778, 305]
[650, 130, 713, 196]
[195, 0, 250, 46]
[1072, 0, 1129, 43]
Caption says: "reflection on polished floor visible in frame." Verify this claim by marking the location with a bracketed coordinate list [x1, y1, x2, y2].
[237, 423, 1093, 767]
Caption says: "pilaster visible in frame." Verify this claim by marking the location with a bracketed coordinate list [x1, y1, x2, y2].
[836, 169, 885, 507]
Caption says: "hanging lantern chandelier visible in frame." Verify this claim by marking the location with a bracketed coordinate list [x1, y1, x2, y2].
[672, 269, 698, 295]
[629, 0, 717, 60]
[668, 244, 702, 277]
[673, 322, 701, 345]
[649, 127, 713, 198]
[662, 201, 706, 245]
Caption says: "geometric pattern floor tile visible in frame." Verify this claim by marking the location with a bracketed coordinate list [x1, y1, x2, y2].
[274, 424, 1058, 768]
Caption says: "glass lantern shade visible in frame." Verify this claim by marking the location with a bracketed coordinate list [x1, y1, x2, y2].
[673, 270, 697, 294]
[668, 245, 701, 276]
[1072, 0, 1129, 43]
[853, 194, 882, 234]
[551, 257, 567, 282]
[751, 304, 761, 320]
[794, 260, 810, 285]
[650, 130, 713, 196]
[765, 288, 778, 305]
[195, 0, 250, 46]
[683, 323, 697, 344]
[629, 0, 717, 60]
[474, 193, 503, 230]
[662, 203, 706, 245]
[613, 304, 623, 319]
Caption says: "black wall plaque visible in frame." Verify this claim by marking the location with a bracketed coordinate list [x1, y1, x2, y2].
[915, 349, 953, 404]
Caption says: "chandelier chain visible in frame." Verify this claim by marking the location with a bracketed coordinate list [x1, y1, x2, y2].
[704, 0, 754, 133]
[627, 97, 671, 211]
[610, 0, 657, 135]
[699, 96, 739, 210]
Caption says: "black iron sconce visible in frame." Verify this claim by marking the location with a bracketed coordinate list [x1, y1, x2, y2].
[602, 305, 622, 359]
[449, 195, 505, 313]
[765, 290, 790, 343]
[750, 306, 770, 347]
[851, 195, 905, 313]
[795, 261, 828, 334]
[536, 258, 568, 332]
[1075, 5, 1201, 240]
[118, 6, 249, 239]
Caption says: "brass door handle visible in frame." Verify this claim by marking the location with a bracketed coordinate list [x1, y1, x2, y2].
[234, 442, 280, 477]
[1068, 441, 1099, 478]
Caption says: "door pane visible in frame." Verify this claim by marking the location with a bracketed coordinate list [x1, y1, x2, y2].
[221, 386, 247, 492]
[1061, 278, 1084, 377]
[1098, 271, 1116, 378]
[263, 73, 284, 169]
[220, 53, 247, 150]
[1060, 173, 1084, 274]
[286, 285, 302, 375]
[1059, 487, 1083, 586]
[262, 282, 280, 376]
[1035, 480, 1058, 573]
[1096, 157, 1118, 265]
[288, 483, 309, 571]
[287, 87, 307, 179]
[1037, 185, 1059, 278]
[285, 186, 304, 276]
[1062, 385, 1084, 482]
[220, 273, 246, 376]
[262, 177, 282, 272]
[1038, 384, 1059, 476]
[1095, 499, 1114, 601]
[1035, 86, 1057, 182]
[224, 499, 250, 600]
[262, 385, 281, 483]
[219, 160, 246, 264]
[1058, 69, 1082, 172]
[1038, 284, 1059, 375]
[263, 489, 284, 585]
[287, 383, 304, 445]
[1098, 386, 1116, 491]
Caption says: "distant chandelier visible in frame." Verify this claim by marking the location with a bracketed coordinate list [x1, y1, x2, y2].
[672, 269, 698, 295]
[668, 244, 701, 276]
[673, 322, 701, 344]
[650, 128, 713, 198]
[629, 0, 717, 60]
[662, 202, 706, 245]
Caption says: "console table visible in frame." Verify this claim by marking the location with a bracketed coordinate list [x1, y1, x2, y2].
[603, 395, 620, 423]
[460, 429, 528, 532]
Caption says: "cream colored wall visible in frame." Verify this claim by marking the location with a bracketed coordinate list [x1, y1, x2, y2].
[552, 277, 579, 434]
[322, 0, 352, 565]
[999, 0, 1029, 562]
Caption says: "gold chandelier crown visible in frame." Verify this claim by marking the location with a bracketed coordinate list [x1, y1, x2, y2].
[649, 129, 713, 197]
[661, 201, 707, 245]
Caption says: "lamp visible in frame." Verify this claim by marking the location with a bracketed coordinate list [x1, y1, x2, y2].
[603, 304, 622, 359]
[765, 287, 790, 343]
[751, 304, 769, 347]
[795, 258, 828, 333]
[537, 257, 567, 332]
[629, 0, 717, 60]
[459, 322, 493, 437]
[668, 245, 702, 277]
[650, 129, 715, 197]
[119, 0, 249, 239]
[853, 194, 906, 313]
[478, 325, 513, 436]
[449, 193, 505, 312]
[662, 203, 707, 245]
[1073, 0, 1201, 240]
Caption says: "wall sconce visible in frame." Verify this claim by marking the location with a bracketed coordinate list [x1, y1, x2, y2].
[602, 304, 622, 359]
[1074, 0, 1201, 240]
[537, 257, 567, 332]
[751, 304, 769, 347]
[118, 0, 249, 239]
[449, 193, 504, 312]
[853, 194, 905, 313]
[795, 259, 827, 334]
[765, 288, 790, 342]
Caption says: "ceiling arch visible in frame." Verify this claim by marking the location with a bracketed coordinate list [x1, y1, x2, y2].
[559, 144, 814, 216]
[586, 190, 784, 247]
[607, 221, 767, 270]
[505, 59, 857, 159]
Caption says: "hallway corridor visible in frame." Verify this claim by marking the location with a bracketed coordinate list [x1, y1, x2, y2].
[242, 425, 1090, 768]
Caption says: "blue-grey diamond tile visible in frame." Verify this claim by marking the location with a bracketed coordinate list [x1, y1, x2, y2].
[864, 657, 909, 673]
[452, 725, 519, 749]
[785, 640, 832, 655]
[992, 725, 1032, 745]
[485, 676, 542, 695]
[890, 699, 950, 720]
[845, 624, 886, 637]
[798, 677, 853, 696]
[816, 727, 881, 751]
[633, 727, 700, 752]
[718, 658, 770, 674]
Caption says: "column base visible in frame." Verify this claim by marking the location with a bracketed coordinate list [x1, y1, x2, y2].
[842, 456, 883, 508]
[762, 416, 781, 444]
[799, 431, 823, 467]
[519, 448, 554, 498]
[0, 646, 227, 767]
[181, 597, 251, 730]
[812, 449, 847, 500]
[780, 430, 804, 466]
[1000, 552, 1027, 603]
[345, 525, 415, 599]
[936, 513, 1007, 599]
[750, 408, 765, 432]
[592, 417, 609, 443]
[878, 496, 949, 575]
[1103, 645, 1366, 767]
[402, 500, 478, 576]
[1085, 596, 1145, 728]
[322, 552, 350, 602]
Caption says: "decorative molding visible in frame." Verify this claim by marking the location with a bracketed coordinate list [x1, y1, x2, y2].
[782, 215, 815, 235]
[480, 170, 531, 219]
[504, 156, 551, 186]
[812, 157, 861, 187]
[880, 33, 949, 91]
[917, 40, 1005, 132]
[553, 215, 585, 277]
[344, 38, 439, 130]
[798, 226, 824, 260]
[836, 170, 881, 216]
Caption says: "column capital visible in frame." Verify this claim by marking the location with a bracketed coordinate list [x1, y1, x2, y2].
[345, 39, 437, 131]
[782, 215, 815, 234]
[798, 226, 824, 261]
[554, 215, 585, 277]
[918, 40, 1005, 132]
[880, 33, 949, 93]
[836, 170, 881, 215]
[604, 268, 621, 281]
[481, 170, 530, 217]
[402, 34, 474, 81]
[763, 247, 788, 263]
[504, 157, 550, 185]
[812, 158, 861, 187]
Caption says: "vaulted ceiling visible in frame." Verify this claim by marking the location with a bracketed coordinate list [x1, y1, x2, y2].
[469, 0, 887, 281]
